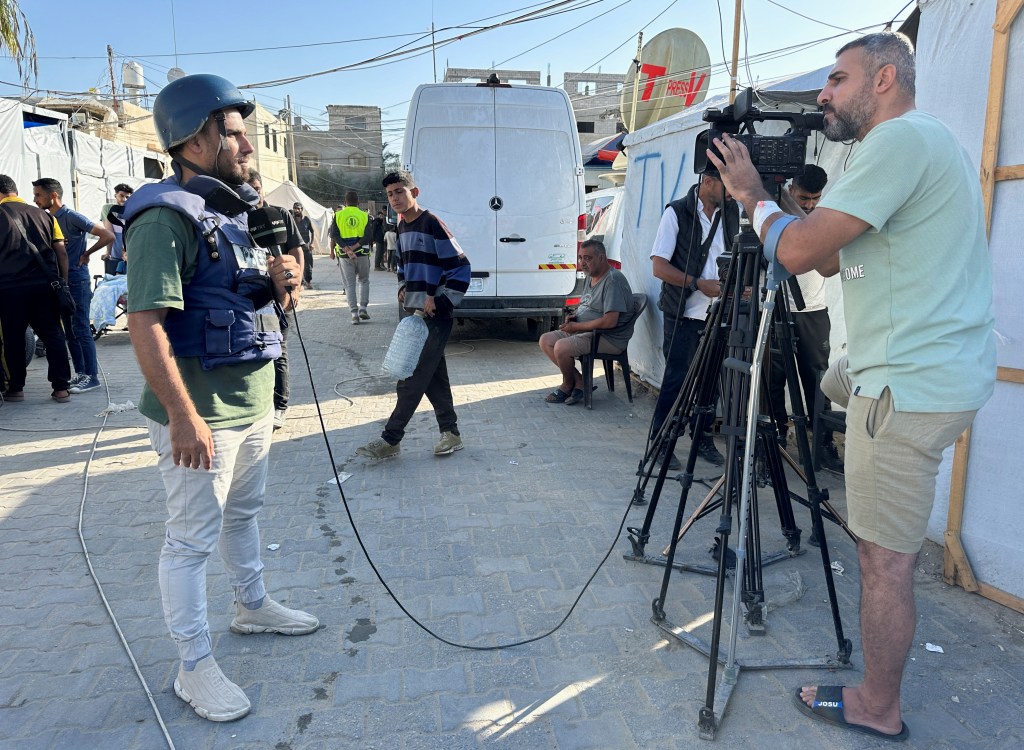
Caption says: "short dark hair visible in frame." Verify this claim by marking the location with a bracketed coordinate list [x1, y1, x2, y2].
[245, 168, 262, 187]
[794, 164, 828, 193]
[580, 239, 607, 257]
[293, 202, 303, 209]
[0, 174, 17, 195]
[382, 170, 415, 189]
[32, 177, 63, 198]
[837, 32, 915, 97]
[113, 183, 133, 194]
[344, 190, 359, 206]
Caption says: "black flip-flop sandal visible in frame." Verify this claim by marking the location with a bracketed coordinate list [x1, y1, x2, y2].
[544, 389, 570, 403]
[793, 686, 909, 742]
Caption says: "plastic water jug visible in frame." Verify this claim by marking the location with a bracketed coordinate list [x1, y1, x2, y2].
[382, 311, 428, 379]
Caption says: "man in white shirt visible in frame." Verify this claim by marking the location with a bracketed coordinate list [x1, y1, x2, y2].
[649, 171, 738, 468]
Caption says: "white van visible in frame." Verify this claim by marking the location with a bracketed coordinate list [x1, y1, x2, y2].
[402, 79, 586, 332]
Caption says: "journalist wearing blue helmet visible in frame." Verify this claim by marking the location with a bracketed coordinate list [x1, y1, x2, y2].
[124, 73, 317, 722]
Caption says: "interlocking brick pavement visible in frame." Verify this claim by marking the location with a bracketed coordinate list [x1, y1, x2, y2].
[1, 255, 1022, 749]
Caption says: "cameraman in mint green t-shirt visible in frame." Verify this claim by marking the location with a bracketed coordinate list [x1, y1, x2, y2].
[707, 32, 995, 744]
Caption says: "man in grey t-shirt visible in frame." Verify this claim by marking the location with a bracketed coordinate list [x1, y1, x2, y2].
[538, 239, 633, 405]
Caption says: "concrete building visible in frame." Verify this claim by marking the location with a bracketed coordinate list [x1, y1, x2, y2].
[442, 67, 541, 85]
[245, 101, 291, 191]
[564, 71, 624, 139]
[292, 104, 383, 209]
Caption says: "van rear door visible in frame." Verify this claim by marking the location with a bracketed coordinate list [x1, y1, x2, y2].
[492, 87, 581, 298]
[407, 86, 497, 288]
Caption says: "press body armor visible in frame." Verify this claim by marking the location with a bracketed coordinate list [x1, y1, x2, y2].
[124, 173, 282, 370]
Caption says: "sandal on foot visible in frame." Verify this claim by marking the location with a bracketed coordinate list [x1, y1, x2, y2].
[544, 389, 571, 403]
[793, 686, 909, 742]
[51, 390, 71, 403]
[563, 388, 586, 405]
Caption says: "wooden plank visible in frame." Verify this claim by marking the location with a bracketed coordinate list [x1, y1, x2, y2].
[998, 366, 1024, 384]
[995, 164, 1024, 181]
[979, 29, 1011, 228]
[943, 530, 980, 591]
[994, 0, 1024, 32]
[979, 582, 1024, 615]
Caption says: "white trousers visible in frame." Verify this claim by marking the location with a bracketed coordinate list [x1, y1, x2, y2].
[147, 411, 273, 662]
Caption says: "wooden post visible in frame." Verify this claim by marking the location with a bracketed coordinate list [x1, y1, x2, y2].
[729, 0, 743, 104]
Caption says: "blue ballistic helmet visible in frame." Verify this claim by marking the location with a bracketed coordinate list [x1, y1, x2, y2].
[153, 74, 255, 152]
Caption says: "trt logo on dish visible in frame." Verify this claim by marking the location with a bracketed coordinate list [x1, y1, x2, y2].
[640, 64, 707, 107]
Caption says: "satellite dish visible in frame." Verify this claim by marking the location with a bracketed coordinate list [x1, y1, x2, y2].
[167, 67, 186, 83]
[620, 28, 711, 132]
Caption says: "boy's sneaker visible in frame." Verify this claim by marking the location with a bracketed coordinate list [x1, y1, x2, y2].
[229, 597, 319, 636]
[358, 308, 370, 320]
[273, 409, 286, 431]
[69, 375, 101, 394]
[173, 656, 250, 722]
[433, 431, 464, 456]
[356, 438, 400, 460]
[68, 374, 88, 389]
[351, 312, 360, 325]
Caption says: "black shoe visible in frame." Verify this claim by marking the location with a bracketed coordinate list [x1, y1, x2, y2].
[697, 434, 725, 466]
[820, 443, 844, 473]
[709, 539, 736, 569]
[777, 428, 788, 447]
[660, 448, 682, 471]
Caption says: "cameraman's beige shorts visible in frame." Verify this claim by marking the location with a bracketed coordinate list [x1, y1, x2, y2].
[821, 357, 977, 554]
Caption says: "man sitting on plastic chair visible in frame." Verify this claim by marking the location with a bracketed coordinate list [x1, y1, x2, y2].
[91, 269, 128, 337]
[538, 239, 634, 406]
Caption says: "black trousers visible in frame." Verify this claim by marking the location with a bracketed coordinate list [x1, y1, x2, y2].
[652, 316, 714, 439]
[373, 242, 387, 270]
[768, 308, 831, 438]
[302, 248, 314, 284]
[382, 316, 458, 444]
[0, 283, 72, 393]
[273, 314, 292, 411]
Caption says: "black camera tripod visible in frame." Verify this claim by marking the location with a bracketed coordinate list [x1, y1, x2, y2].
[626, 211, 853, 740]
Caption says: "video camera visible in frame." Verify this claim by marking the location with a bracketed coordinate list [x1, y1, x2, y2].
[693, 87, 824, 178]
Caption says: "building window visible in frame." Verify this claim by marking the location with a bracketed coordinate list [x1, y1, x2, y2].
[299, 152, 320, 168]
[577, 121, 595, 134]
[272, 129, 278, 152]
[348, 154, 367, 169]
[576, 81, 596, 95]
[347, 116, 366, 131]
[264, 123, 270, 149]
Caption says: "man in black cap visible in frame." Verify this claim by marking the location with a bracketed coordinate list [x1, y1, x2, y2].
[292, 201, 316, 289]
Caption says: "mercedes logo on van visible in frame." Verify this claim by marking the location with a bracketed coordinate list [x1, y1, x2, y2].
[489, 196, 503, 211]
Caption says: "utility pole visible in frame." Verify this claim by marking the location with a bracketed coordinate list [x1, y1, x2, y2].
[285, 94, 298, 184]
[431, 23, 437, 82]
[729, 0, 743, 104]
[628, 32, 643, 133]
[107, 45, 119, 122]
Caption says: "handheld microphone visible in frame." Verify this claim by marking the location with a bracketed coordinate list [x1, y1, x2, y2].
[248, 205, 288, 256]
[249, 205, 294, 291]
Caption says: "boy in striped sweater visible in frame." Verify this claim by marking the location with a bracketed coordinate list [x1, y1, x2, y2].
[357, 171, 472, 459]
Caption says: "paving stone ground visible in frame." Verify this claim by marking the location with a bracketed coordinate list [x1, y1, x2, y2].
[2, 257, 1022, 750]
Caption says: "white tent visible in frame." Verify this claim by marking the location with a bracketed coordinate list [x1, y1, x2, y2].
[265, 180, 333, 252]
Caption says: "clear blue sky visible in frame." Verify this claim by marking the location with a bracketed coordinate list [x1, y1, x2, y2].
[0, 0, 912, 151]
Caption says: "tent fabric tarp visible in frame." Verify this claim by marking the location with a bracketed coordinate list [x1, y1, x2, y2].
[265, 180, 334, 253]
[915, 0, 1024, 601]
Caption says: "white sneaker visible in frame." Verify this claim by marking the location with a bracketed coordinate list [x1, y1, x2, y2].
[230, 597, 319, 635]
[173, 656, 250, 722]
[273, 409, 286, 431]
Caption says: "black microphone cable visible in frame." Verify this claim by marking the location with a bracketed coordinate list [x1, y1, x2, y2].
[259, 217, 636, 651]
